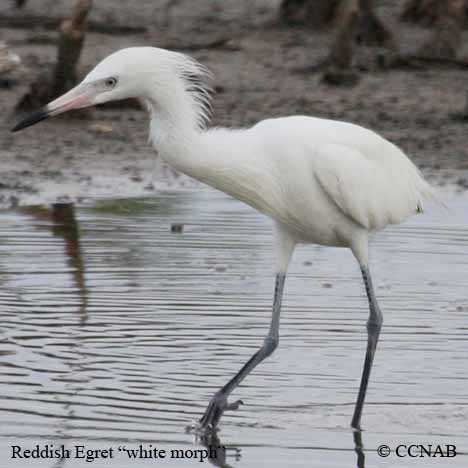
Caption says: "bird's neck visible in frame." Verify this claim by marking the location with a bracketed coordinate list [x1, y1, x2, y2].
[144, 93, 280, 222]
[145, 94, 225, 184]
[148, 120, 209, 182]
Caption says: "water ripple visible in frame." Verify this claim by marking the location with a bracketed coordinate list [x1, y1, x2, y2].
[0, 191, 467, 467]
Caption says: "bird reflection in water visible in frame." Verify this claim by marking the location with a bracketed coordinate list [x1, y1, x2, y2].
[353, 430, 366, 468]
[19, 202, 88, 323]
[193, 427, 366, 468]
[194, 430, 241, 468]
[51, 202, 88, 324]
[18, 202, 89, 467]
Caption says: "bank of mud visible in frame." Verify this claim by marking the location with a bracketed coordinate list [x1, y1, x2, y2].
[1, 0, 468, 208]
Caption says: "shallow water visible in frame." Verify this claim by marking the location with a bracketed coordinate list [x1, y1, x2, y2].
[0, 190, 467, 468]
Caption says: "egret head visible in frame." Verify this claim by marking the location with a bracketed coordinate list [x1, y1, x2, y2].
[12, 47, 211, 132]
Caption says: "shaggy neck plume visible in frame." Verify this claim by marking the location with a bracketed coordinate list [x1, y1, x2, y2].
[143, 52, 276, 224]
[144, 57, 214, 178]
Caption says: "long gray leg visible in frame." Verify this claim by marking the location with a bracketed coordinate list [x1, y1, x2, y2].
[351, 265, 383, 430]
[199, 272, 286, 431]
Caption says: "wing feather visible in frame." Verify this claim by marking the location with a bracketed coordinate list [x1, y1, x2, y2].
[313, 143, 434, 230]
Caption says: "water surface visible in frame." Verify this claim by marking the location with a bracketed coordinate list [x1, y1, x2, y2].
[0, 190, 467, 467]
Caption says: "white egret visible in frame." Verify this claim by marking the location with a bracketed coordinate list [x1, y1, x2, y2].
[12, 47, 436, 433]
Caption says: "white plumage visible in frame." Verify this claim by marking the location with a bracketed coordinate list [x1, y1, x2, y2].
[12, 46, 437, 433]
[80, 48, 434, 268]
[155, 111, 434, 269]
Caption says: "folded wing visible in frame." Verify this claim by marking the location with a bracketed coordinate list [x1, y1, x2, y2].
[313, 143, 435, 231]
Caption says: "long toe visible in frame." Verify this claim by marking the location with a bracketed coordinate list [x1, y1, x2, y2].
[226, 399, 243, 411]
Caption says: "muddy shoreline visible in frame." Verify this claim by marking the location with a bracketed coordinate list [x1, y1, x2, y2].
[1, 0, 468, 208]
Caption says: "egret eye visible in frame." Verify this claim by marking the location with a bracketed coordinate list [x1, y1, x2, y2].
[105, 77, 117, 88]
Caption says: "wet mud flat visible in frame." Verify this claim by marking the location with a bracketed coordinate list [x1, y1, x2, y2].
[2, 0, 468, 208]
[0, 189, 467, 467]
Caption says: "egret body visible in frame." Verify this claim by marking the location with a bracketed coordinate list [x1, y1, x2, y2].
[12, 47, 436, 432]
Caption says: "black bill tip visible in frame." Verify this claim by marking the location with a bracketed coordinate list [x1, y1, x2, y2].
[11, 108, 49, 132]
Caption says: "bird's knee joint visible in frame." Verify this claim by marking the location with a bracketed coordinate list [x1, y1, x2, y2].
[367, 316, 383, 334]
[263, 335, 279, 356]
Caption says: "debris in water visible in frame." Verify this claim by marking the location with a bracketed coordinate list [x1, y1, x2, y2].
[171, 223, 183, 233]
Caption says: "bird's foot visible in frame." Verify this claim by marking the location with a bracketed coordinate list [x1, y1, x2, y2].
[190, 391, 243, 434]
